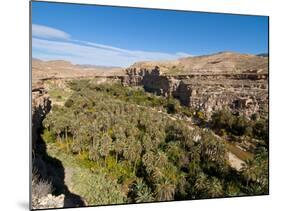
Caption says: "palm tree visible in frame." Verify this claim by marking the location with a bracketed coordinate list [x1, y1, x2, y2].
[99, 133, 112, 165]
[194, 172, 208, 196]
[142, 151, 157, 174]
[241, 159, 256, 187]
[200, 132, 227, 170]
[142, 134, 153, 152]
[135, 179, 154, 203]
[123, 137, 142, 173]
[226, 182, 240, 197]
[206, 177, 224, 198]
[155, 179, 176, 201]
[112, 127, 126, 162]
[89, 133, 100, 162]
[155, 151, 168, 167]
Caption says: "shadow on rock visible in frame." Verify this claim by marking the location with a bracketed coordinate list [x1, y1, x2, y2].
[33, 130, 86, 208]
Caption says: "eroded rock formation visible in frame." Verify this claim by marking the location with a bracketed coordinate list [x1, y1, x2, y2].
[122, 52, 268, 117]
[32, 81, 51, 148]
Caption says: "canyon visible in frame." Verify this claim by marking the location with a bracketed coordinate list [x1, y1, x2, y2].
[32, 52, 268, 121]
[31, 51, 269, 208]
[121, 52, 268, 118]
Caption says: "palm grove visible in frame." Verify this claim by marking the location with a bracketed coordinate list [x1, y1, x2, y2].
[39, 79, 268, 205]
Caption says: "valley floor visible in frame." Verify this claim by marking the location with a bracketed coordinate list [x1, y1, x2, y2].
[32, 78, 268, 209]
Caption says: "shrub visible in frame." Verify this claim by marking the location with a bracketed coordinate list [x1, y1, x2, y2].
[32, 169, 53, 201]
[64, 99, 74, 108]
[41, 129, 56, 143]
[211, 109, 235, 131]
[211, 109, 268, 143]
[165, 98, 180, 114]
[71, 170, 126, 205]
[132, 179, 154, 203]
[181, 107, 193, 117]
[253, 119, 269, 142]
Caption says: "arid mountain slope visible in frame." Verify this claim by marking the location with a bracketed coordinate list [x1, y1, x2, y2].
[131, 52, 268, 75]
[124, 52, 268, 117]
[32, 58, 124, 81]
[32, 52, 268, 117]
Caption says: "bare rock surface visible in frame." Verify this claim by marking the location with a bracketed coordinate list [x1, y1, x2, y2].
[122, 52, 268, 117]
[33, 194, 65, 209]
[228, 152, 245, 171]
[32, 81, 51, 148]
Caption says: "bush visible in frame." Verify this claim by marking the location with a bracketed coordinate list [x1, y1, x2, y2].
[41, 129, 56, 143]
[32, 169, 53, 201]
[181, 107, 193, 117]
[64, 99, 74, 107]
[253, 119, 269, 144]
[211, 110, 251, 136]
[211, 109, 235, 131]
[165, 98, 180, 114]
[210, 109, 268, 143]
[71, 170, 126, 205]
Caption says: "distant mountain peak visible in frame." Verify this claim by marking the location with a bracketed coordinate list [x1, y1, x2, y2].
[256, 53, 269, 57]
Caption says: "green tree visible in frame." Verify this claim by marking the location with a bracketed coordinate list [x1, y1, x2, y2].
[155, 179, 176, 201]
[134, 179, 154, 203]
[206, 177, 224, 198]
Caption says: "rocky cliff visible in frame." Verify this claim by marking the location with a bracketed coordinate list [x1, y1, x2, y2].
[32, 81, 51, 149]
[122, 52, 268, 117]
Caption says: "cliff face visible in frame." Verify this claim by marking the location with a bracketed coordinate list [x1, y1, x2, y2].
[122, 53, 268, 117]
[32, 82, 51, 148]
[174, 75, 268, 117]
[123, 67, 180, 97]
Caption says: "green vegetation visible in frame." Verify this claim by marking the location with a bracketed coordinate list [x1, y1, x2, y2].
[46, 80, 72, 105]
[210, 109, 268, 147]
[71, 166, 126, 205]
[41, 79, 268, 206]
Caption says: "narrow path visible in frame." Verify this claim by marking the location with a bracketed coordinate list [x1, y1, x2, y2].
[64, 167, 73, 190]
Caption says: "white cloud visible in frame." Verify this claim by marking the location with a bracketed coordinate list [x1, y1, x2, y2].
[32, 24, 191, 67]
[32, 24, 71, 40]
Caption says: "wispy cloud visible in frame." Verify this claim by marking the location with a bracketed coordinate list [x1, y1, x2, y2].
[32, 24, 71, 40]
[32, 24, 191, 67]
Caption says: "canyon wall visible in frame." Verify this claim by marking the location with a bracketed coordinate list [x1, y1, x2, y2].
[32, 82, 51, 149]
[122, 66, 268, 117]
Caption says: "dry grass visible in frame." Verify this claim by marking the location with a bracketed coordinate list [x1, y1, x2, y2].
[32, 169, 53, 208]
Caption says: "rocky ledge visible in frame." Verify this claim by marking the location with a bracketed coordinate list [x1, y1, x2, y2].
[32, 81, 51, 149]
[121, 53, 268, 118]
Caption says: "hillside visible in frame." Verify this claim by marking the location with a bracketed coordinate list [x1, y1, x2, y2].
[131, 52, 268, 75]
[32, 58, 125, 81]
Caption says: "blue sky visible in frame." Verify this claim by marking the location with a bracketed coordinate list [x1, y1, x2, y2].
[32, 1, 268, 67]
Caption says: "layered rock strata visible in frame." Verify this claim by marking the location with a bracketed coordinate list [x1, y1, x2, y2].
[122, 66, 268, 117]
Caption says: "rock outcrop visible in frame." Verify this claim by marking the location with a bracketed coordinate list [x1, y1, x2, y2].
[122, 52, 268, 117]
[32, 81, 51, 148]
[32, 193, 65, 209]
